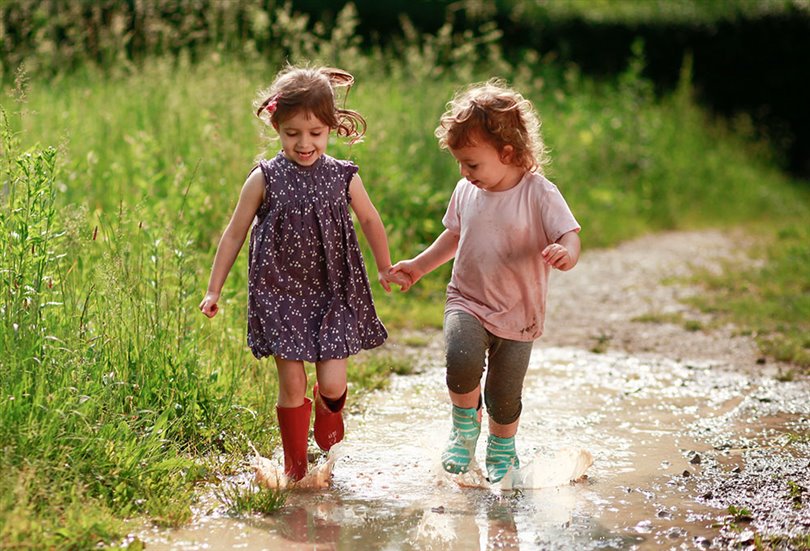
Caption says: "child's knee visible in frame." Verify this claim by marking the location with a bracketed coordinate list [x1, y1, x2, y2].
[484, 395, 523, 425]
[445, 348, 484, 394]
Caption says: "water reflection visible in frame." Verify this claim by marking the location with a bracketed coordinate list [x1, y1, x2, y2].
[273, 504, 340, 548]
[184, 473, 598, 550]
[485, 498, 520, 549]
[414, 492, 522, 550]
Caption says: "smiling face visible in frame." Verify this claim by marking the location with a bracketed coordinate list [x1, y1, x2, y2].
[449, 137, 525, 192]
[274, 110, 330, 167]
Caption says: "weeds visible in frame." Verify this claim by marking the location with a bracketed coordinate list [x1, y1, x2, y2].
[632, 311, 703, 332]
[215, 481, 286, 516]
[687, 221, 810, 368]
[590, 333, 612, 354]
[727, 504, 754, 523]
[787, 480, 806, 510]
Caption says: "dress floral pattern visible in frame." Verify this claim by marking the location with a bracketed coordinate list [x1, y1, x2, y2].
[247, 152, 387, 361]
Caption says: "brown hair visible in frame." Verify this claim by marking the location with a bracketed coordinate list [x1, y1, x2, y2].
[256, 65, 366, 144]
[435, 79, 548, 173]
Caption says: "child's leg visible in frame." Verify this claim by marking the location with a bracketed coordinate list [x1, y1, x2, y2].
[313, 358, 348, 451]
[442, 311, 489, 473]
[483, 339, 532, 482]
[275, 357, 308, 407]
[445, 311, 489, 405]
[449, 387, 481, 408]
[274, 357, 310, 480]
[314, 358, 348, 402]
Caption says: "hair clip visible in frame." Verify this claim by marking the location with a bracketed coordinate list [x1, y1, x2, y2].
[257, 93, 281, 117]
[265, 94, 281, 114]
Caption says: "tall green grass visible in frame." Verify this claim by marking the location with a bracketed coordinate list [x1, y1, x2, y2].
[1, 4, 808, 548]
[0, 107, 268, 546]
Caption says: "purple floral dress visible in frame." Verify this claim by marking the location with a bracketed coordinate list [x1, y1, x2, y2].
[247, 152, 387, 361]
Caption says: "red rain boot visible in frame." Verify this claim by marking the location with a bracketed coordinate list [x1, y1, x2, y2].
[276, 398, 312, 481]
[313, 384, 346, 451]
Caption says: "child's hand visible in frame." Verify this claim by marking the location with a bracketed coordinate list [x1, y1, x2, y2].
[384, 266, 412, 291]
[378, 266, 412, 292]
[199, 292, 220, 318]
[541, 243, 574, 271]
[389, 260, 421, 292]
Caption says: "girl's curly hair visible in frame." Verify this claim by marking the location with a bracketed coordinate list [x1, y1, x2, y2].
[435, 79, 548, 173]
[255, 64, 366, 144]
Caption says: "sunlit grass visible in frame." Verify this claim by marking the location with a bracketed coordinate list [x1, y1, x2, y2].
[512, 0, 798, 24]
[686, 219, 810, 367]
[349, 351, 416, 392]
[632, 311, 705, 332]
[215, 481, 287, 516]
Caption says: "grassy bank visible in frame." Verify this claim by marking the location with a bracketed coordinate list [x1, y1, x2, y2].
[687, 222, 810, 370]
[1, 9, 808, 549]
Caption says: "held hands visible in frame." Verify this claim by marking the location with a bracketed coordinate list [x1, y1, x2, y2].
[199, 291, 221, 318]
[379, 266, 412, 292]
[541, 243, 574, 271]
[388, 260, 421, 292]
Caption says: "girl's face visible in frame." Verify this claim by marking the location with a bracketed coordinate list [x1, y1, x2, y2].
[450, 138, 524, 192]
[274, 110, 330, 167]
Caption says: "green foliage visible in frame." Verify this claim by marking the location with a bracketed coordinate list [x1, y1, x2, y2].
[0, 107, 275, 547]
[349, 351, 415, 392]
[632, 311, 705, 333]
[0, 108, 59, 366]
[0, 0, 286, 79]
[2, 0, 803, 81]
[505, 0, 807, 25]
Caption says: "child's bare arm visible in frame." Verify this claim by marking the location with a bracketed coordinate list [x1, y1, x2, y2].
[541, 230, 581, 271]
[347, 174, 400, 292]
[391, 229, 459, 292]
[199, 170, 264, 317]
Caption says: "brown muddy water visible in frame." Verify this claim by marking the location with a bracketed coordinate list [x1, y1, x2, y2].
[140, 346, 810, 550]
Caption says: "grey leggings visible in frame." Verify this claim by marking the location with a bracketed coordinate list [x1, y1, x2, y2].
[444, 310, 533, 425]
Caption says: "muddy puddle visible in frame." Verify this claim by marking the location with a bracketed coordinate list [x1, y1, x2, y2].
[140, 345, 810, 550]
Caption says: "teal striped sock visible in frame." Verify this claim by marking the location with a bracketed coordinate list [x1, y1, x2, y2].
[486, 435, 519, 483]
[441, 406, 481, 474]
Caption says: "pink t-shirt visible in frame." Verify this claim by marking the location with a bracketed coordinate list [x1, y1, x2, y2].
[442, 171, 580, 341]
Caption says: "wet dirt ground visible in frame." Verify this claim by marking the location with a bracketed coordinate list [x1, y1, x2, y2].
[141, 231, 810, 550]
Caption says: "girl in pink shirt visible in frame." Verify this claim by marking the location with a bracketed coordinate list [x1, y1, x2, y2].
[392, 80, 581, 483]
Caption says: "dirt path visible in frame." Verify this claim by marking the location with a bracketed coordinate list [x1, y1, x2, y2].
[401, 228, 810, 548]
[541, 229, 762, 367]
[143, 230, 810, 550]
[542, 229, 810, 548]
[407, 228, 810, 548]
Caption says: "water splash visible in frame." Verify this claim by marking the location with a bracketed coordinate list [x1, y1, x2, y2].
[448, 448, 593, 490]
[512, 447, 593, 489]
[252, 443, 345, 490]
